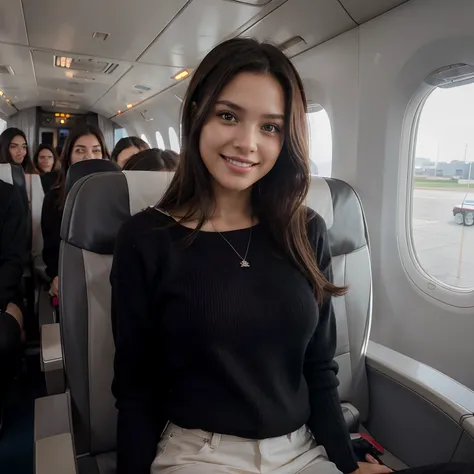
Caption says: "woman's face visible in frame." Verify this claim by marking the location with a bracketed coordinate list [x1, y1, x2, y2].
[116, 146, 140, 168]
[70, 134, 103, 165]
[9, 135, 27, 165]
[199, 71, 285, 193]
[38, 148, 55, 173]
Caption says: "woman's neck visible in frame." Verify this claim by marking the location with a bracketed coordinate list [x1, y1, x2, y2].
[210, 182, 254, 231]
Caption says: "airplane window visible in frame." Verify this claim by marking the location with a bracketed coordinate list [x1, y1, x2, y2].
[412, 82, 474, 289]
[168, 127, 180, 153]
[114, 127, 128, 145]
[307, 106, 332, 177]
[0, 118, 6, 134]
[140, 133, 150, 146]
[155, 131, 165, 149]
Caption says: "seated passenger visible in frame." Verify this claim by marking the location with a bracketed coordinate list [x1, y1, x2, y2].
[33, 144, 58, 174]
[111, 38, 390, 474]
[41, 124, 110, 297]
[0, 127, 36, 173]
[0, 180, 27, 435]
[122, 148, 179, 171]
[111, 136, 149, 169]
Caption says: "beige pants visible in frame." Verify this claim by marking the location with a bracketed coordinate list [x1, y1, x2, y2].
[151, 422, 343, 474]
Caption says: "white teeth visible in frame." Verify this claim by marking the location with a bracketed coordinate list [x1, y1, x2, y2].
[224, 157, 253, 168]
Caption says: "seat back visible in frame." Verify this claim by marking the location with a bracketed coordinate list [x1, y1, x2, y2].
[307, 177, 372, 421]
[59, 170, 174, 456]
[30, 174, 45, 259]
[65, 159, 121, 195]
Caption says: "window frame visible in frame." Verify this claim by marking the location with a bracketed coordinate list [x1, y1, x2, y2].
[168, 126, 180, 153]
[140, 133, 150, 146]
[398, 83, 474, 309]
[155, 130, 165, 149]
[306, 104, 332, 178]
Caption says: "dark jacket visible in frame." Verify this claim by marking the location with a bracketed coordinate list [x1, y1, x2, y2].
[0, 181, 27, 312]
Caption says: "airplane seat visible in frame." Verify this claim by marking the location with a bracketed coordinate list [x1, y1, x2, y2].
[35, 170, 175, 473]
[40, 160, 123, 393]
[34, 174, 474, 473]
[307, 177, 371, 431]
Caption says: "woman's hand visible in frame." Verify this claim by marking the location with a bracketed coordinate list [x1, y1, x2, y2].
[350, 454, 393, 474]
[49, 276, 59, 297]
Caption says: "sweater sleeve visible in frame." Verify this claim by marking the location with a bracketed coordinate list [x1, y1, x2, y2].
[110, 212, 169, 474]
[304, 212, 359, 474]
[0, 185, 27, 312]
[41, 189, 61, 279]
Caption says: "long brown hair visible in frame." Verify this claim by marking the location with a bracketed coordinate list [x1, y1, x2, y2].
[159, 38, 346, 304]
[52, 123, 110, 210]
[123, 148, 179, 171]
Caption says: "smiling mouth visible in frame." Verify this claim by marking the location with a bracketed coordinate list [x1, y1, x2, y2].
[220, 154, 256, 168]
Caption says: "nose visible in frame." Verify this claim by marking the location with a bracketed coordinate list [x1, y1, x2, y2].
[233, 124, 257, 154]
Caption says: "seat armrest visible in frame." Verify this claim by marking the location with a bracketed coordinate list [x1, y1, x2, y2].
[35, 392, 73, 440]
[35, 433, 77, 474]
[367, 341, 474, 423]
[35, 393, 77, 472]
[40, 323, 65, 394]
[366, 341, 474, 467]
[341, 402, 360, 432]
[41, 323, 63, 372]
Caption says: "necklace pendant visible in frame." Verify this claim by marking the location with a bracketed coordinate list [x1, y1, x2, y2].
[240, 260, 250, 268]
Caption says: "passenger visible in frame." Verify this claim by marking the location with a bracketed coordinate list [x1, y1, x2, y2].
[111, 136, 149, 169]
[33, 144, 59, 174]
[111, 38, 390, 474]
[122, 148, 179, 171]
[0, 180, 27, 435]
[41, 124, 110, 297]
[0, 127, 35, 173]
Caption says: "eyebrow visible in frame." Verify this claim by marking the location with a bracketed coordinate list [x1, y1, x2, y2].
[215, 100, 284, 120]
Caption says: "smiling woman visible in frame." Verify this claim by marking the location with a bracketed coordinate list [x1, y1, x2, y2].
[111, 37, 363, 474]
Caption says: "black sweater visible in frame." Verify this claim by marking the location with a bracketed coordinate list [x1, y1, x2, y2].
[0, 181, 27, 312]
[111, 208, 358, 474]
[41, 188, 62, 279]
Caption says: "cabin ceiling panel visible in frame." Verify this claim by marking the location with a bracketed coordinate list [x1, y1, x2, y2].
[241, 0, 356, 56]
[31, 49, 131, 110]
[0, 45, 36, 109]
[338, 0, 409, 24]
[0, 0, 28, 45]
[93, 63, 182, 117]
[22, 0, 189, 62]
[139, 0, 287, 68]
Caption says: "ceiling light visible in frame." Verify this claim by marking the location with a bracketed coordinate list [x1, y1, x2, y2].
[117, 110, 121, 114]
[279, 36, 306, 54]
[55, 113, 60, 117]
[92, 31, 110, 41]
[66, 114, 70, 118]
[60, 119, 65, 124]
[55, 56, 73, 69]
[173, 69, 190, 81]
[126, 103, 133, 109]
[0, 90, 3, 97]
